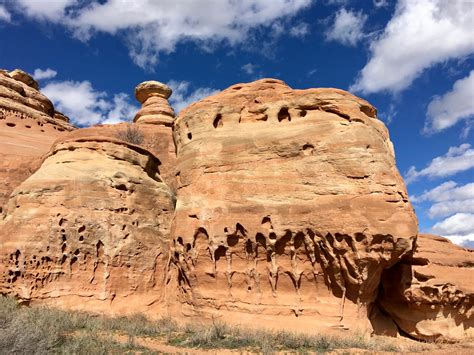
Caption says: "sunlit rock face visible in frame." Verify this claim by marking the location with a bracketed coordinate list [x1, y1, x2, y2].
[169, 78, 418, 330]
[2, 75, 470, 342]
[0, 69, 74, 212]
[0, 126, 175, 313]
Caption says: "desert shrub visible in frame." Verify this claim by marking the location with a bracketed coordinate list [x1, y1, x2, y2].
[116, 124, 144, 145]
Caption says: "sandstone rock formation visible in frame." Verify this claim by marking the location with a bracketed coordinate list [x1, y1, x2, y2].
[378, 234, 473, 341]
[0, 75, 471, 342]
[0, 69, 74, 212]
[169, 79, 418, 331]
[0, 127, 174, 312]
[132, 81, 176, 188]
[134, 81, 174, 126]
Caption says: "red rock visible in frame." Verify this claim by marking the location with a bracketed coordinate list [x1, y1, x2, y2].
[378, 234, 473, 341]
[0, 69, 74, 212]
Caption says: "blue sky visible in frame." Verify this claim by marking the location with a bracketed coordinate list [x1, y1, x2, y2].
[0, 0, 473, 246]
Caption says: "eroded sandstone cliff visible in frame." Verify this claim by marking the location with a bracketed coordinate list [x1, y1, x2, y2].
[0, 69, 74, 212]
[168, 78, 418, 331]
[0, 73, 471, 342]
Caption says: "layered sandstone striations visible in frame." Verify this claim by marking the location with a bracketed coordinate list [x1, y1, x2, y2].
[379, 234, 473, 341]
[0, 127, 175, 312]
[0, 69, 74, 211]
[1, 75, 471, 342]
[132, 81, 177, 187]
[169, 79, 418, 330]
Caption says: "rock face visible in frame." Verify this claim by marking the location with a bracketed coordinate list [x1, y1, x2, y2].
[169, 79, 418, 330]
[0, 69, 74, 212]
[378, 234, 474, 341]
[0, 75, 471, 342]
[0, 127, 175, 312]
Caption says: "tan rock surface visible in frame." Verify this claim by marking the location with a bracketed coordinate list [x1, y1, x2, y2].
[0, 128, 175, 313]
[169, 79, 418, 331]
[134, 81, 175, 126]
[378, 234, 474, 341]
[0, 69, 74, 212]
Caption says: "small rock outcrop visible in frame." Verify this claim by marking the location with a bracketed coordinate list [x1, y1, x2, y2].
[0, 69, 74, 212]
[378, 234, 473, 341]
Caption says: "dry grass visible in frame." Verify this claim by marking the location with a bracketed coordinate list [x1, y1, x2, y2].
[0, 295, 453, 354]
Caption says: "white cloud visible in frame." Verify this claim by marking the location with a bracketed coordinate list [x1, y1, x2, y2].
[411, 181, 474, 218]
[33, 68, 57, 80]
[325, 8, 367, 46]
[351, 0, 474, 94]
[0, 5, 11, 22]
[289, 23, 309, 38]
[424, 70, 474, 134]
[405, 144, 474, 184]
[442, 233, 474, 248]
[168, 80, 219, 113]
[373, 0, 389, 8]
[10, 0, 310, 70]
[242, 63, 257, 75]
[42, 80, 138, 126]
[101, 93, 140, 125]
[432, 213, 474, 237]
[16, 0, 76, 21]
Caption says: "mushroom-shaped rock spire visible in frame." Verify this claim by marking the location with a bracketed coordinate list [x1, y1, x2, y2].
[134, 81, 175, 126]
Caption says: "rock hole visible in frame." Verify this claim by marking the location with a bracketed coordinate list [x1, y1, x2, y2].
[61, 255, 67, 264]
[256, 234, 266, 250]
[79, 236, 84, 242]
[213, 114, 223, 128]
[235, 223, 247, 237]
[177, 237, 184, 245]
[278, 107, 291, 122]
[74, 249, 80, 255]
[245, 239, 253, 255]
[302, 143, 314, 155]
[187, 132, 192, 140]
[78, 225, 85, 233]
[275, 231, 292, 255]
[96, 240, 104, 258]
[6, 122, 15, 127]
[189, 214, 199, 219]
[70, 256, 78, 266]
[25, 125, 31, 128]
[299, 110, 307, 117]
[115, 184, 127, 191]
[227, 235, 239, 247]
[215, 246, 227, 261]
[61, 243, 67, 253]
[186, 243, 192, 252]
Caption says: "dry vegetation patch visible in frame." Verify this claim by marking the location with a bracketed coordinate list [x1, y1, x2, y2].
[1, 296, 471, 354]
